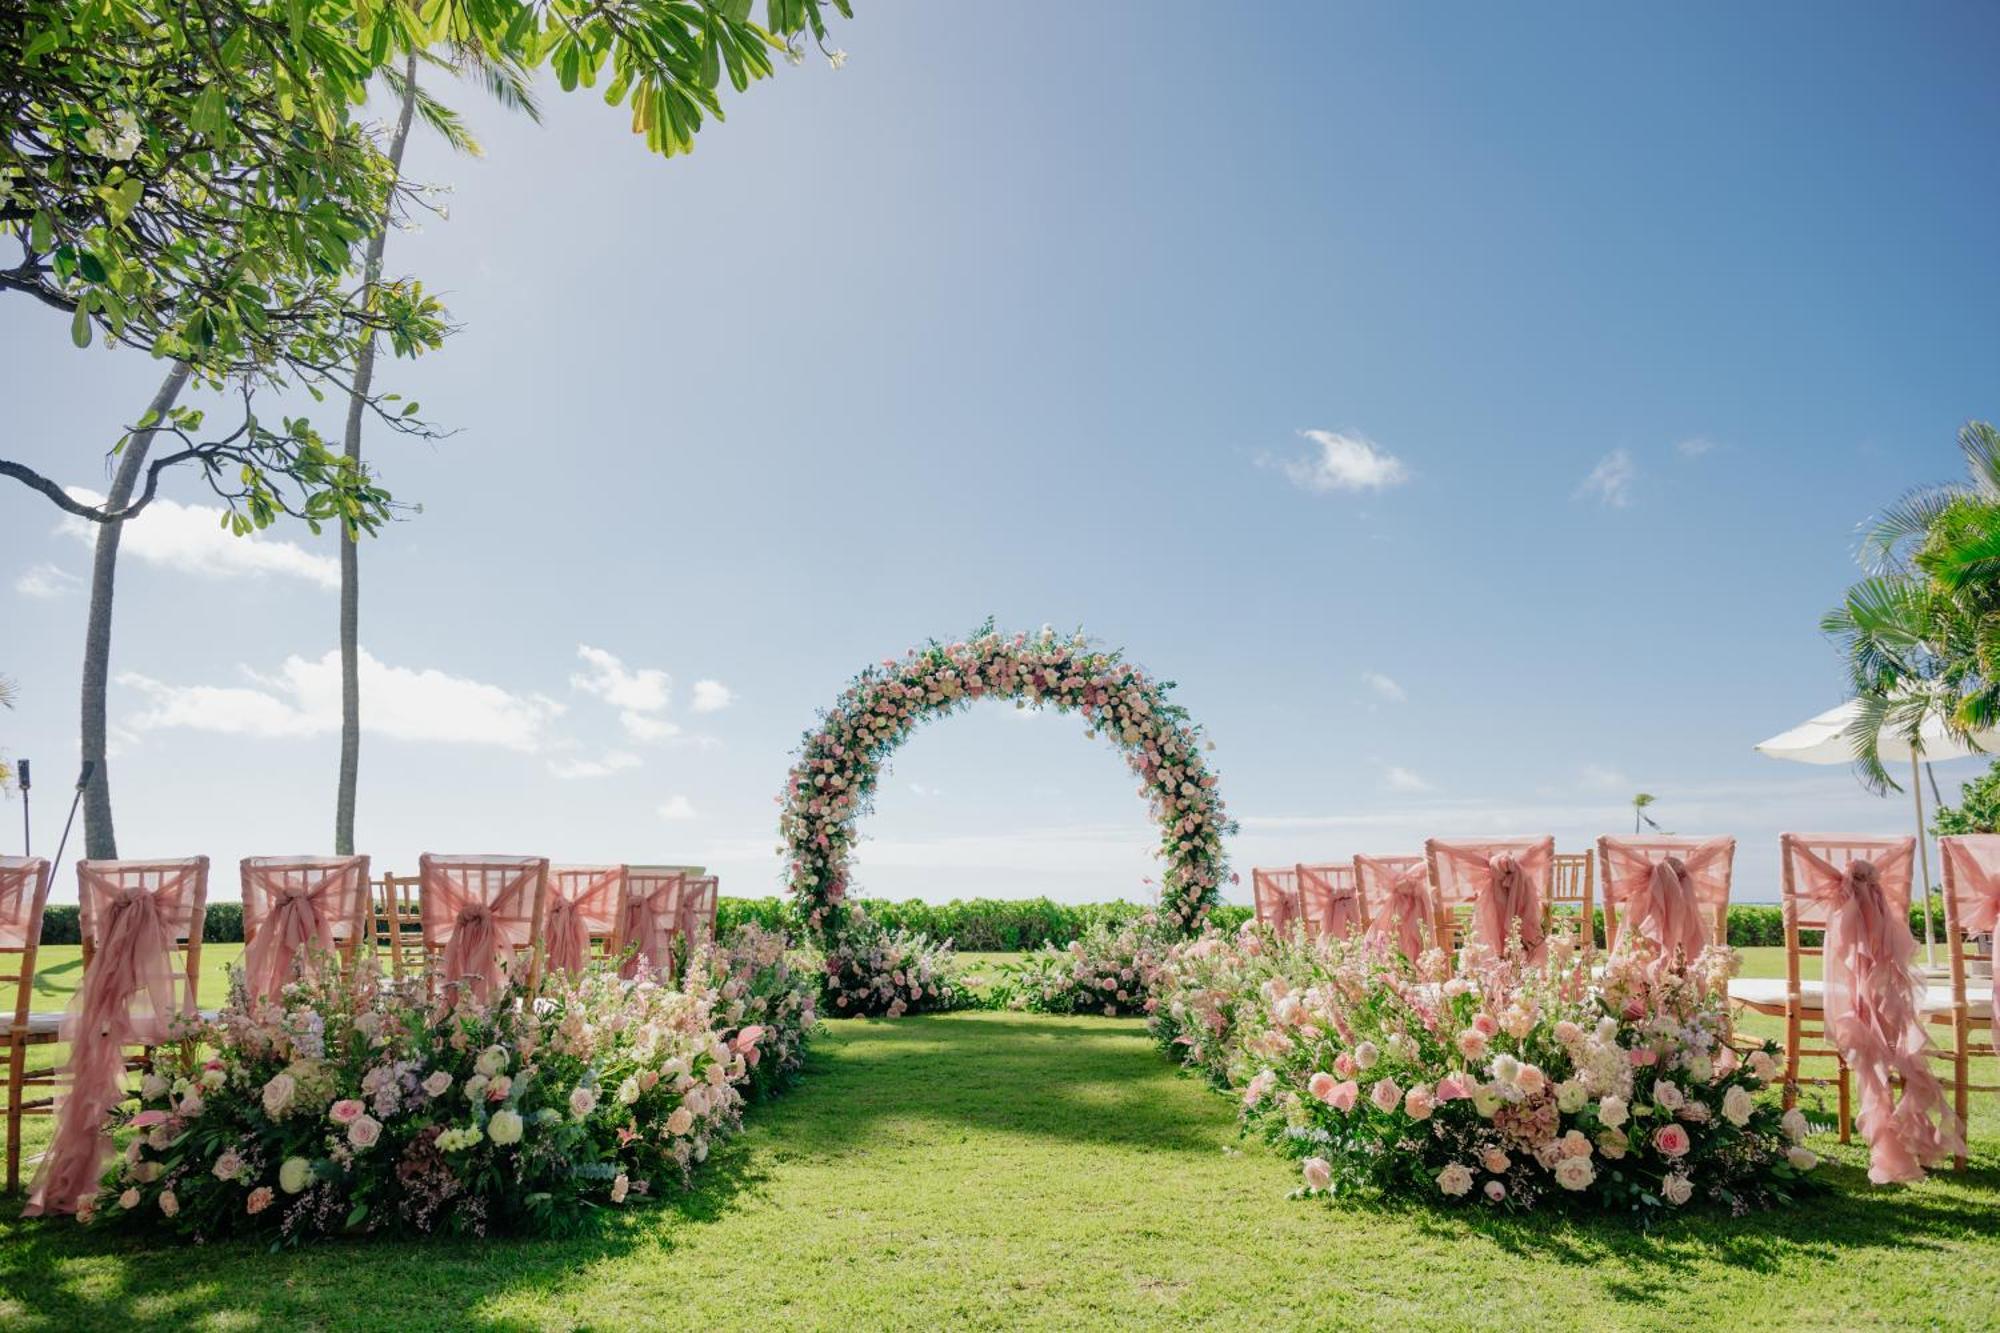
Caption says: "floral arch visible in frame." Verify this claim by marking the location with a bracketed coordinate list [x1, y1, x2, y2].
[780, 624, 1236, 936]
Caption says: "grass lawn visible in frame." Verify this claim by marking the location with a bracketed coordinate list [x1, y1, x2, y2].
[2, 946, 1996, 1330]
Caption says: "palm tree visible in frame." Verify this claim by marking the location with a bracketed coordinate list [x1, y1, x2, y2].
[1824, 421, 2000, 793]
[1630, 792, 1658, 835]
[335, 52, 540, 855]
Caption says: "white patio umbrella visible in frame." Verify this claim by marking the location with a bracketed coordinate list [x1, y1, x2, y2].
[1754, 699, 2000, 966]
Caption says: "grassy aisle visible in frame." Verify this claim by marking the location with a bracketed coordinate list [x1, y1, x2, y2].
[4, 1004, 1998, 1330]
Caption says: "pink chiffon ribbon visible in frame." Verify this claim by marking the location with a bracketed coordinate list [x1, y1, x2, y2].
[618, 879, 681, 980]
[545, 869, 623, 975]
[239, 866, 355, 1000]
[1601, 837, 1732, 972]
[1253, 870, 1299, 933]
[1366, 862, 1432, 962]
[1941, 838, 2000, 1033]
[1473, 853, 1546, 965]
[1325, 885, 1361, 938]
[1794, 844, 1963, 1183]
[26, 882, 185, 1217]
[439, 900, 507, 1003]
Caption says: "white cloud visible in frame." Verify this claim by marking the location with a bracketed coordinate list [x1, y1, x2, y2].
[571, 645, 670, 712]
[119, 649, 565, 751]
[658, 795, 698, 821]
[1675, 436, 1718, 459]
[59, 488, 338, 587]
[690, 679, 735, 713]
[15, 563, 82, 598]
[547, 751, 642, 780]
[620, 711, 681, 743]
[908, 782, 943, 798]
[1384, 766, 1433, 793]
[1578, 763, 1629, 792]
[1575, 450, 1637, 508]
[1275, 430, 1410, 494]
[1361, 671, 1407, 703]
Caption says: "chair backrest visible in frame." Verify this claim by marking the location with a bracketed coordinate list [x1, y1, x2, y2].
[1779, 834, 1916, 994]
[76, 857, 210, 1018]
[0, 857, 52, 1031]
[680, 875, 719, 946]
[1353, 850, 1428, 920]
[417, 854, 550, 997]
[1936, 835, 2000, 1010]
[1251, 867, 1301, 931]
[372, 873, 426, 978]
[239, 856, 372, 990]
[1596, 836, 1734, 954]
[546, 865, 627, 971]
[1296, 862, 1362, 938]
[1547, 851, 1596, 952]
[615, 866, 688, 978]
[1425, 837, 1556, 951]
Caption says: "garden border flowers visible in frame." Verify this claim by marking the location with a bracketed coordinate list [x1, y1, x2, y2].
[780, 623, 1235, 936]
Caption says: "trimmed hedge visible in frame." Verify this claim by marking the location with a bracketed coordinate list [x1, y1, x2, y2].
[32, 897, 1950, 952]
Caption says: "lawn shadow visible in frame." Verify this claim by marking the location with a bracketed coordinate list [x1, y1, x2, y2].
[0, 1129, 773, 1330]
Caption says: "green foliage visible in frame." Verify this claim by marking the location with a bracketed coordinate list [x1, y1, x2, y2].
[1931, 757, 2000, 835]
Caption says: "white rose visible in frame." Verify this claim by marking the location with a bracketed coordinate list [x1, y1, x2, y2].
[278, 1156, 312, 1194]
[618, 1077, 641, 1106]
[1435, 1163, 1474, 1197]
[1555, 1080, 1587, 1114]
[1661, 1173, 1693, 1206]
[1786, 1146, 1818, 1172]
[475, 1046, 509, 1078]
[1554, 1156, 1596, 1191]
[1780, 1108, 1809, 1144]
[487, 1109, 525, 1146]
[261, 1072, 296, 1118]
[1721, 1085, 1754, 1128]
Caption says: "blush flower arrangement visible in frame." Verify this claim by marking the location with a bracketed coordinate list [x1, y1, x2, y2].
[998, 915, 1172, 1017]
[697, 923, 820, 1101]
[1154, 927, 1820, 1218]
[780, 621, 1235, 937]
[95, 954, 773, 1243]
[818, 909, 968, 1018]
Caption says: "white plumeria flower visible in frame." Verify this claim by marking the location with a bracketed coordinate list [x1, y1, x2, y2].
[827, 48, 848, 70]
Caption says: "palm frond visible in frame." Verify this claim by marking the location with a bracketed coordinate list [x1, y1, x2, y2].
[1857, 484, 1961, 574]
[1959, 420, 2000, 499]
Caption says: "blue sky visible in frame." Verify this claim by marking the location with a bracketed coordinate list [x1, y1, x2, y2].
[5, 2, 1997, 906]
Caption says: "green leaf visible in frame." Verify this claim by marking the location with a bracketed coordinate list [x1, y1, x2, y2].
[70, 305, 92, 348]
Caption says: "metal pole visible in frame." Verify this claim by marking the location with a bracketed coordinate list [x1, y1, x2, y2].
[1912, 753, 1937, 969]
[17, 757, 29, 856]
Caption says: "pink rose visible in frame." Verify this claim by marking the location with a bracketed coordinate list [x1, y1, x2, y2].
[1559, 1130, 1593, 1159]
[1370, 1078, 1402, 1113]
[1471, 1012, 1500, 1037]
[1435, 1073, 1469, 1102]
[1483, 1180, 1506, 1202]
[1307, 1072, 1338, 1103]
[1481, 1148, 1511, 1174]
[1456, 1030, 1489, 1061]
[1326, 1079, 1360, 1112]
[1403, 1086, 1435, 1121]
[1629, 1047, 1658, 1067]
[1301, 1157, 1333, 1191]
[246, 1186, 274, 1215]
[329, 1099, 365, 1126]
[348, 1114, 382, 1149]
[130, 1110, 168, 1129]
[1653, 1124, 1691, 1158]
[1332, 1051, 1357, 1078]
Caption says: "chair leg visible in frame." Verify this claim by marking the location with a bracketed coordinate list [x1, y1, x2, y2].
[1837, 1058, 1852, 1144]
[6, 1034, 25, 1195]
[1955, 1018, 1970, 1172]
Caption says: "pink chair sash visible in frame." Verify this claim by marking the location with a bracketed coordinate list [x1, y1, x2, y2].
[1790, 838, 1962, 1183]
[1940, 836, 2000, 1031]
[238, 856, 369, 1000]
[1297, 864, 1360, 938]
[545, 866, 625, 974]
[617, 870, 684, 980]
[0, 857, 51, 949]
[1360, 856, 1431, 962]
[1600, 836, 1732, 971]
[1251, 868, 1300, 933]
[679, 875, 719, 947]
[27, 858, 205, 1217]
[1432, 838, 1553, 965]
[421, 855, 546, 1004]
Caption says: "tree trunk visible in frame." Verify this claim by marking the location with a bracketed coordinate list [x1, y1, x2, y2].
[335, 55, 421, 856]
[81, 361, 193, 859]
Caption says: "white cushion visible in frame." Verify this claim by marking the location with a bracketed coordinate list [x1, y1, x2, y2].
[1921, 984, 1993, 1019]
[1727, 977, 1822, 1009]
[0, 1011, 65, 1037]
